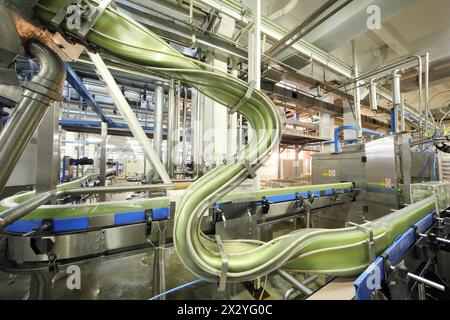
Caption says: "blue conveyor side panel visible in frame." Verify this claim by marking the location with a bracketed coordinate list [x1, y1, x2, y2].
[53, 217, 89, 232]
[152, 207, 170, 220]
[4, 220, 43, 233]
[354, 212, 435, 300]
[114, 210, 146, 225]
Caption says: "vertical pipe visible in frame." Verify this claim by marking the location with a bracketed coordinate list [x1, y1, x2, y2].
[198, 92, 204, 175]
[392, 70, 402, 133]
[351, 40, 362, 138]
[175, 81, 181, 170]
[254, 0, 261, 90]
[182, 86, 188, 170]
[238, 115, 243, 153]
[369, 79, 378, 112]
[424, 53, 430, 134]
[401, 97, 406, 132]
[154, 81, 164, 162]
[278, 145, 282, 180]
[390, 109, 396, 133]
[167, 80, 175, 176]
[191, 88, 199, 173]
[416, 56, 423, 134]
[100, 121, 107, 187]
[99, 121, 107, 202]
[0, 42, 66, 194]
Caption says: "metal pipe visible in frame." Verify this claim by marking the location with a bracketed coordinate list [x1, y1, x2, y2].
[167, 80, 175, 176]
[369, 79, 378, 112]
[154, 81, 164, 165]
[352, 39, 362, 138]
[326, 55, 421, 93]
[254, 0, 261, 90]
[278, 270, 313, 296]
[0, 190, 60, 229]
[174, 81, 181, 170]
[416, 56, 423, 134]
[66, 184, 173, 195]
[407, 272, 445, 292]
[334, 125, 384, 153]
[182, 85, 189, 169]
[263, 0, 340, 60]
[0, 42, 66, 193]
[189, 88, 202, 180]
[392, 69, 402, 132]
[425, 53, 430, 134]
[392, 70, 402, 106]
[283, 275, 318, 300]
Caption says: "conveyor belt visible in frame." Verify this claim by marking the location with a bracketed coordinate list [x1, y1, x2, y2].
[28, 0, 441, 282]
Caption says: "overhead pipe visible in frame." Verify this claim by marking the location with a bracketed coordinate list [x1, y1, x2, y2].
[0, 42, 65, 194]
[263, 0, 341, 61]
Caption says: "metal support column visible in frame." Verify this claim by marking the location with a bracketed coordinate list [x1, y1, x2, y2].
[166, 80, 175, 176]
[191, 89, 203, 176]
[152, 221, 166, 300]
[153, 82, 164, 180]
[99, 121, 107, 201]
[87, 51, 172, 184]
[36, 102, 60, 195]
[154, 82, 164, 163]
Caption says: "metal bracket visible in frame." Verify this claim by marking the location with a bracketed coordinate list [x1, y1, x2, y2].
[330, 188, 341, 201]
[261, 196, 272, 215]
[215, 234, 228, 292]
[346, 222, 376, 263]
[302, 198, 312, 228]
[295, 192, 304, 208]
[51, 0, 112, 40]
[244, 158, 256, 179]
[229, 80, 256, 114]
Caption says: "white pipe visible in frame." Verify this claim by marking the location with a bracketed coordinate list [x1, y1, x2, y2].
[369, 79, 378, 111]
[87, 51, 172, 184]
[352, 40, 362, 138]
[154, 82, 164, 161]
[267, 0, 298, 20]
[255, 0, 261, 90]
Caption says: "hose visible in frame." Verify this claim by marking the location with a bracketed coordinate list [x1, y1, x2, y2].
[148, 278, 204, 300]
[33, 0, 438, 282]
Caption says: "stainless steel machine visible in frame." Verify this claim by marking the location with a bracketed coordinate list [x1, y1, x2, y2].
[312, 134, 436, 221]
